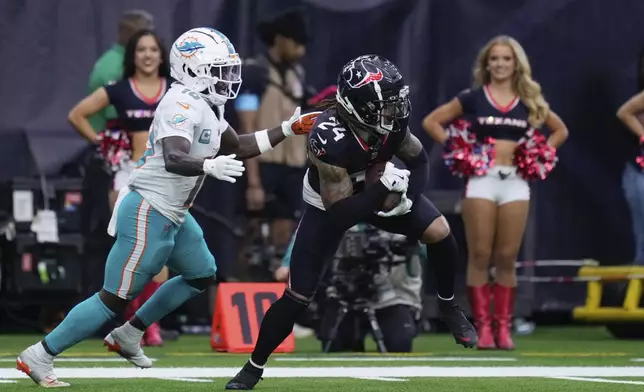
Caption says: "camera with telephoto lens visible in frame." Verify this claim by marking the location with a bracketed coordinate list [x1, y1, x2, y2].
[325, 225, 410, 304]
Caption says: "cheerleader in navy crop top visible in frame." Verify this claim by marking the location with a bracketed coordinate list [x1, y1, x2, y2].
[68, 29, 171, 196]
[422, 35, 568, 351]
[457, 85, 532, 142]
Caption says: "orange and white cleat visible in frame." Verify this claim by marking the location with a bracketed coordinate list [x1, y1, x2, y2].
[16, 344, 70, 388]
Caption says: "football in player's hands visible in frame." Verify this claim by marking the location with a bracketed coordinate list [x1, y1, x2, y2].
[365, 161, 403, 212]
[291, 111, 322, 135]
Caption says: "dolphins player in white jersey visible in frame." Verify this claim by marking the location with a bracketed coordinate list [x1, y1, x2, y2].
[16, 27, 318, 388]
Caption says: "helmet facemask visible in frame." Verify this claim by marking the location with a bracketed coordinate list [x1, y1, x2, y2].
[337, 85, 411, 136]
[184, 61, 241, 106]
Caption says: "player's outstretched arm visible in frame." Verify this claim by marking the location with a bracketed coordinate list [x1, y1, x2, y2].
[163, 136, 207, 176]
[220, 108, 320, 159]
[394, 128, 429, 202]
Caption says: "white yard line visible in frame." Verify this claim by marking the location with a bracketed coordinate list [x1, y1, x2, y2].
[353, 376, 408, 382]
[550, 376, 644, 386]
[2, 366, 644, 379]
[0, 358, 157, 363]
[276, 356, 517, 362]
[158, 377, 213, 383]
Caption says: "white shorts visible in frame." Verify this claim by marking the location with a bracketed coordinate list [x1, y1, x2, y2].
[112, 161, 135, 192]
[464, 165, 530, 205]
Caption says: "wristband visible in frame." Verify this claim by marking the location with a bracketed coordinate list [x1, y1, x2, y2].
[255, 129, 273, 153]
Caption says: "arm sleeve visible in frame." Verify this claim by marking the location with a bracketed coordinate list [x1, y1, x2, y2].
[326, 182, 390, 231]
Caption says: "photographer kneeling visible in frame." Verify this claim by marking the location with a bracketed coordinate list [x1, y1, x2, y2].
[275, 224, 425, 353]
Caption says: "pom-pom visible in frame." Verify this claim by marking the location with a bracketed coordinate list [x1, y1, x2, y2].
[636, 155, 644, 169]
[443, 119, 496, 177]
[96, 128, 132, 173]
[514, 129, 558, 181]
[636, 136, 644, 169]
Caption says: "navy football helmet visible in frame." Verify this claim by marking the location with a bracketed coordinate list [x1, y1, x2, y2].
[336, 55, 411, 136]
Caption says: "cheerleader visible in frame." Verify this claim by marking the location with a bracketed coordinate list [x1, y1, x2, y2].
[422, 35, 568, 349]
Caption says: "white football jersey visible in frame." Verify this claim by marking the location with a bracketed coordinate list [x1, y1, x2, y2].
[127, 82, 229, 225]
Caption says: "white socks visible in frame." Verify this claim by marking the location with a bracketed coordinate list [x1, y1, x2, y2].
[120, 321, 145, 340]
[35, 342, 55, 362]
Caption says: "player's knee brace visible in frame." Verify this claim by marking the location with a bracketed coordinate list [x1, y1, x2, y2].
[186, 275, 216, 292]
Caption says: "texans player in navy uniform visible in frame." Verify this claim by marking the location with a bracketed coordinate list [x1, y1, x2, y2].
[68, 29, 171, 347]
[423, 35, 568, 350]
[226, 55, 477, 390]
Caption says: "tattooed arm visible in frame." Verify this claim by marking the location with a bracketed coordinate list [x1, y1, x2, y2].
[310, 153, 389, 229]
[394, 128, 429, 202]
[311, 154, 354, 209]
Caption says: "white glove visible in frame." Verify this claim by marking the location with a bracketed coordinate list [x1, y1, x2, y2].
[376, 193, 413, 217]
[281, 107, 322, 137]
[281, 107, 302, 137]
[202, 154, 245, 183]
[379, 162, 410, 193]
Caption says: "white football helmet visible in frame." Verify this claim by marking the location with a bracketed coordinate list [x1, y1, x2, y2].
[169, 27, 242, 106]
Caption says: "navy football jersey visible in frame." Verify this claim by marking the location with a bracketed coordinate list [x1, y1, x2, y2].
[303, 108, 406, 210]
[457, 85, 532, 141]
[104, 78, 170, 132]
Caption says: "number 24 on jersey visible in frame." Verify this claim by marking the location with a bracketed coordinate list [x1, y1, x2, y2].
[317, 116, 345, 143]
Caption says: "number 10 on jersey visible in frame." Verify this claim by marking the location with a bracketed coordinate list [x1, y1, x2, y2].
[210, 282, 295, 353]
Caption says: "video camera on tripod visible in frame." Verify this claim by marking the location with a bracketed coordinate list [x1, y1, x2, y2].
[322, 224, 416, 353]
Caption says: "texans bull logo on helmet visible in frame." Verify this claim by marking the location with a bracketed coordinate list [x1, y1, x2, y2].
[342, 55, 394, 89]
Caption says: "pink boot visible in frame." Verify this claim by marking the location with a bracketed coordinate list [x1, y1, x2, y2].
[493, 284, 516, 350]
[143, 322, 164, 347]
[467, 285, 496, 350]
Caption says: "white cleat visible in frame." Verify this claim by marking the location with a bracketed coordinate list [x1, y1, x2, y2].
[16, 344, 70, 388]
[104, 327, 153, 368]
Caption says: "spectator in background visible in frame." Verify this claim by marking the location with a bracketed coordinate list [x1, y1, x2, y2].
[423, 35, 568, 350]
[235, 8, 309, 275]
[69, 29, 171, 346]
[88, 10, 154, 134]
[616, 47, 644, 266]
